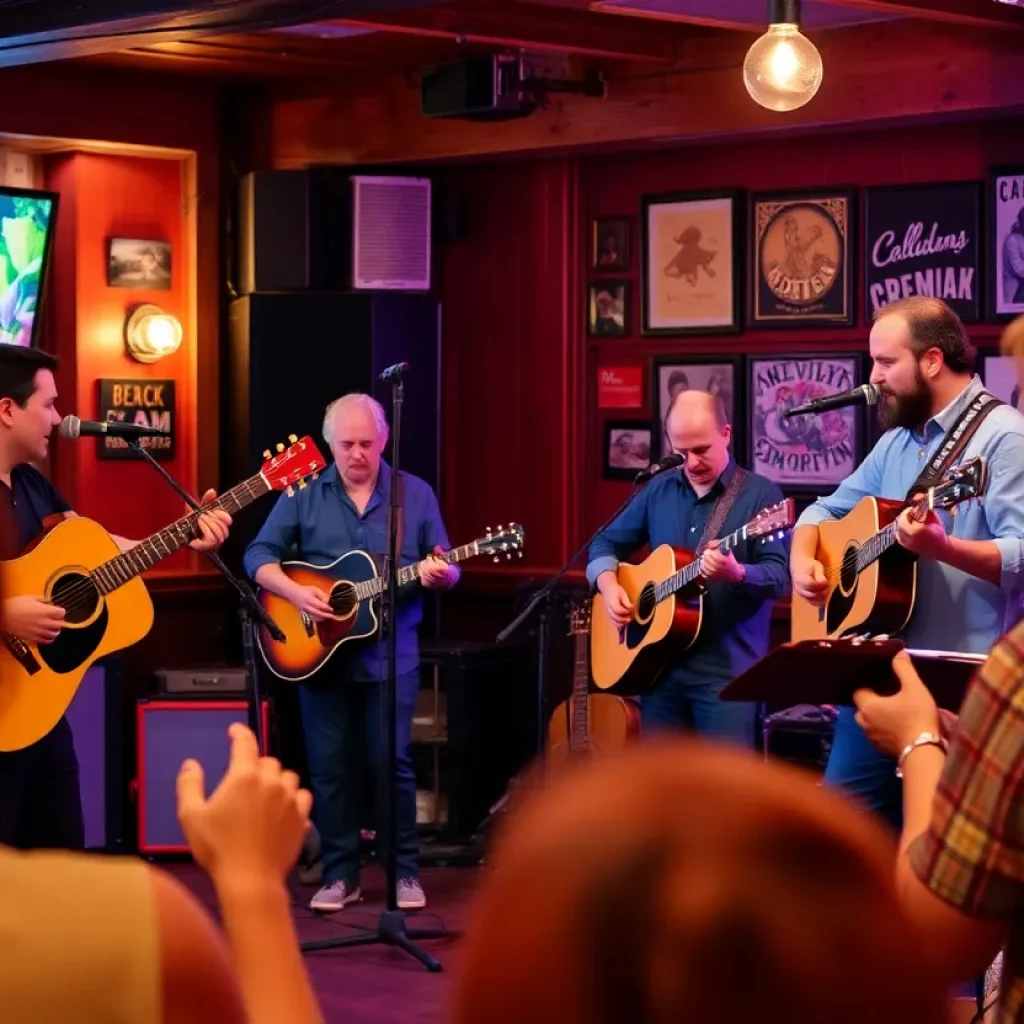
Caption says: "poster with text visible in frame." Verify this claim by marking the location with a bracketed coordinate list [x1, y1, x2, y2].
[987, 167, 1024, 320]
[749, 355, 861, 490]
[865, 181, 982, 323]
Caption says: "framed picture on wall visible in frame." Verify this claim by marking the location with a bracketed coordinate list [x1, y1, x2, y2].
[651, 355, 742, 461]
[641, 190, 742, 336]
[592, 217, 630, 272]
[587, 280, 629, 337]
[987, 166, 1024, 321]
[107, 237, 172, 289]
[749, 188, 855, 327]
[864, 181, 982, 324]
[980, 352, 1024, 412]
[603, 420, 653, 480]
[748, 353, 864, 491]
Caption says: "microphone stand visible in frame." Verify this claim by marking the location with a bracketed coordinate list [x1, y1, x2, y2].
[298, 364, 452, 970]
[126, 440, 286, 750]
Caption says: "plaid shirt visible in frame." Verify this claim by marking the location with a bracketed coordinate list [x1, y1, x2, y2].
[910, 621, 1024, 1022]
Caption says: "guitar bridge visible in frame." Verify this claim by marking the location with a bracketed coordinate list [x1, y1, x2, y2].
[2, 631, 41, 675]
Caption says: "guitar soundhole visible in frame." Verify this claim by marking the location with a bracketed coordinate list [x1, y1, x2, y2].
[330, 583, 358, 617]
[635, 583, 657, 624]
[51, 572, 101, 625]
[838, 545, 859, 597]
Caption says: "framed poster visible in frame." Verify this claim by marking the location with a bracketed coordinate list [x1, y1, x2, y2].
[641, 190, 742, 336]
[980, 352, 1023, 413]
[749, 188, 855, 327]
[587, 280, 629, 337]
[96, 378, 175, 460]
[748, 354, 863, 491]
[865, 181, 982, 324]
[651, 355, 742, 461]
[592, 217, 630, 272]
[603, 420, 653, 480]
[987, 166, 1024, 321]
[597, 365, 643, 409]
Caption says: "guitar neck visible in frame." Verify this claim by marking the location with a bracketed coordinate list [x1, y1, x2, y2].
[569, 627, 590, 754]
[352, 540, 480, 600]
[89, 473, 272, 595]
[653, 524, 747, 603]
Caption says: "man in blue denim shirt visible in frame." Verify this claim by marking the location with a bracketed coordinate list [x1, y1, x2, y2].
[244, 393, 458, 913]
[792, 297, 1024, 829]
[587, 391, 791, 745]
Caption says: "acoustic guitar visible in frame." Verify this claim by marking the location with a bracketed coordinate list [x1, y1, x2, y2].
[0, 436, 327, 752]
[546, 600, 640, 765]
[256, 523, 526, 682]
[590, 499, 796, 695]
[790, 456, 989, 643]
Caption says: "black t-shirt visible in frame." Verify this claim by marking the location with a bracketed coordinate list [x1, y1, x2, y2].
[0, 464, 72, 556]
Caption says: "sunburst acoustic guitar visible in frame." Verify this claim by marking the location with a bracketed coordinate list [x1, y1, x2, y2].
[790, 456, 988, 642]
[0, 436, 327, 752]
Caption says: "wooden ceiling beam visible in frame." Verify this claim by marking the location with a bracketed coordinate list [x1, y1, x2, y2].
[825, 0, 1024, 30]
[268, 19, 1024, 166]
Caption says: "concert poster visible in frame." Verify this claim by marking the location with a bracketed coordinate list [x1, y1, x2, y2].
[747, 354, 863, 491]
[987, 166, 1024, 321]
[749, 189, 855, 327]
[96, 378, 176, 460]
[864, 181, 982, 324]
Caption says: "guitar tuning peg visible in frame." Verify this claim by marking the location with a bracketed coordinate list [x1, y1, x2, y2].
[263, 449, 271, 460]
[312, 472, 320, 480]
[286, 485, 295, 497]
[298, 480, 307, 490]
[288, 434, 297, 444]
[506, 553, 512, 560]
[492, 555, 499, 563]
[517, 551, 523, 559]
[276, 442, 285, 452]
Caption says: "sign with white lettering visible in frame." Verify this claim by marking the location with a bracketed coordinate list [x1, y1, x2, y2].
[864, 181, 982, 324]
[748, 355, 863, 490]
[749, 189, 854, 327]
[96, 379, 175, 460]
[987, 166, 1024, 321]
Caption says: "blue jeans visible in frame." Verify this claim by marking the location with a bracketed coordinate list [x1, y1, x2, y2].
[298, 670, 420, 887]
[642, 666, 756, 749]
[823, 707, 903, 832]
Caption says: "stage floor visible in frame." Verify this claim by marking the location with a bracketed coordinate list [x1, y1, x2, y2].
[168, 862, 479, 1024]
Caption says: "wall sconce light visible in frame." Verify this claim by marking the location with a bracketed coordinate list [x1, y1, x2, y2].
[743, 0, 823, 113]
[124, 304, 182, 363]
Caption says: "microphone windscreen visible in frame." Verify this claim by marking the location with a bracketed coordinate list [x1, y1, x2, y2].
[58, 416, 81, 439]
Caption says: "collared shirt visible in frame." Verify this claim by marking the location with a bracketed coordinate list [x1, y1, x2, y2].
[586, 460, 791, 687]
[797, 375, 1024, 654]
[0, 464, 71, 555]
[909, 621, 1024, 1024]
[243, 461, 451, 682]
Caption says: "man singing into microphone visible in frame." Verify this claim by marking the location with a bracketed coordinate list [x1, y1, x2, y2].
[0, 346, 231, 852]
[791, 296, 1024, 829]
[587, 390, 790, 745]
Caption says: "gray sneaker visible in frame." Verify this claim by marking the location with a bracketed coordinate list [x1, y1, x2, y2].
[397, 877, 426, 910]
[309, 880, 362, 912]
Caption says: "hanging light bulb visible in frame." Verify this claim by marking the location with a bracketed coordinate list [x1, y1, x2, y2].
[743, 0, 823, 113]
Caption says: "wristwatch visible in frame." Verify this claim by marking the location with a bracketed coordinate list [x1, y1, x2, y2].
[895, 731, 948, 778]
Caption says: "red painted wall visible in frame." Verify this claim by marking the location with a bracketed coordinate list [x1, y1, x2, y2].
[438, 119, 1024, 581]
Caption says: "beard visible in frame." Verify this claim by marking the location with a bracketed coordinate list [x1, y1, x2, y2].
[877, 367, 932, 431]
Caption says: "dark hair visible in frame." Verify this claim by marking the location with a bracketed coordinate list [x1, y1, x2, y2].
[0, 346, 58, 408]
[873, 297, 975, 374]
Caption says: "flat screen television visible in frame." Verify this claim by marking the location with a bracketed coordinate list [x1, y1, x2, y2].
[0, 185, 58, 349]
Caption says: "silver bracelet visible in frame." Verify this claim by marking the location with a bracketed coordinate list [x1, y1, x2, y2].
[895, 731, 948, 778]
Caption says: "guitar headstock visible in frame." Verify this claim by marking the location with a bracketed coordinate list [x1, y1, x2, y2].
[569, 601, 592, 635]
[747, 498, 796, 541]
[928, 456, 989, 514]
[260, 435, 328, 495]
[479, 523, 526, 561]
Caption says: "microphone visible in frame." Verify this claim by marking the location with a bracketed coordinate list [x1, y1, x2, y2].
[782, 383, 880, 419]
[635, 452, 684, 484]
[378, 362, 410, 381]
[59, 415, 169, 439]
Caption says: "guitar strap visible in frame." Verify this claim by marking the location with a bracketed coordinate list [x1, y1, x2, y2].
[696, 467, 748, 553]
[904, 390, 1002, 501]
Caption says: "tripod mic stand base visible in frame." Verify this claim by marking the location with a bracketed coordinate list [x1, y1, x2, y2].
[300, 909, 453, 972]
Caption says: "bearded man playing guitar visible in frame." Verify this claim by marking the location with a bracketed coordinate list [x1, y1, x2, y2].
[588, 390, 790, 746]
[244, 392, 457, 915]
[790, 296, 1024, 831]
[0, 346, 231, 853]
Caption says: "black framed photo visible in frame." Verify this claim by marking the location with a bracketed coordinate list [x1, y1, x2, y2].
[986, 166, 1024, 322]
[603, 420, 653, 480]
[592, 216, 631, 272]
[587, 279, 629, 337]
[864, 181, 982, 324]
[748, 352, 864, 492]
[641, 189, 743, 336]
[651, 355, 743, 461]
[980, 351, 1023, 412]
[749, 188, 855, 327]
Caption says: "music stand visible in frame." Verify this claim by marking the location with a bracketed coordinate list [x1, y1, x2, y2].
[297, 364, 453, 970]
[126, 440, 286, 749]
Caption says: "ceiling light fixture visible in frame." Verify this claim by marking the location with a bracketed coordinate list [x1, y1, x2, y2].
[743, 0, 823, 113]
